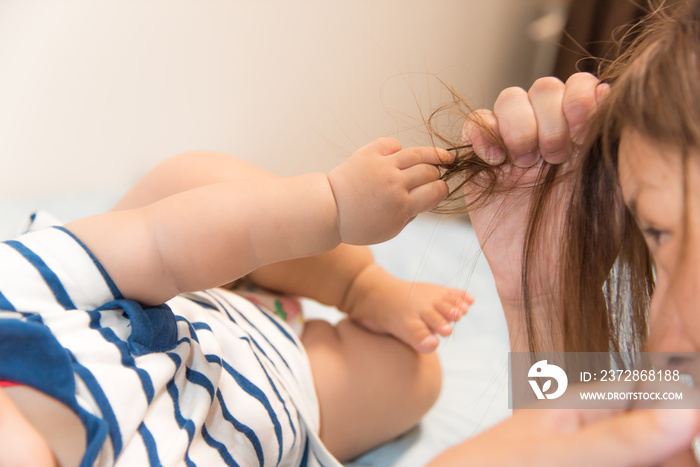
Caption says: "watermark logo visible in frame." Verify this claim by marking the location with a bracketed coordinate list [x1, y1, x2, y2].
[510, 352, 698, 409]
[528, 360, 568, 400]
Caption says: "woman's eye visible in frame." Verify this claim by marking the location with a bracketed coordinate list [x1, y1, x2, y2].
[642, 227, 670, 246]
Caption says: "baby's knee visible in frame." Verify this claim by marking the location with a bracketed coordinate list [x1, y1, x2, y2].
[337, 318, 443, 417]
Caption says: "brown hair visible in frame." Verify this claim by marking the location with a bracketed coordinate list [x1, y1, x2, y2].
[436, 0, 700, 353]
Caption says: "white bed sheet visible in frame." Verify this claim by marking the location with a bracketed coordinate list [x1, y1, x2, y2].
[0, 191, 511, 467]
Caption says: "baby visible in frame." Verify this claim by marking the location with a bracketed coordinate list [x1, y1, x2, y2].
[0, 138, 472, 466]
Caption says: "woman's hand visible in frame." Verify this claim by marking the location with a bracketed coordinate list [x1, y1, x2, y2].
[429, 378, 700, 466]
[428, 405, 700, 467]
[463, 72, 607, 348]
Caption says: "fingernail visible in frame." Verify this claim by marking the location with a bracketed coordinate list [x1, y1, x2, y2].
[440, 323, 453, 335]
[515, 151, 539, 167]
[596, 83, 610, 102]
[542, 149, 567, 164]
[486, 146, 505, 164]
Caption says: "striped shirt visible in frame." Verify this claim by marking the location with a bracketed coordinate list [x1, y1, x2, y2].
[0, 226, 341, 467]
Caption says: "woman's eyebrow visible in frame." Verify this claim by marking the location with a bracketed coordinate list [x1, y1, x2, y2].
[623, 178, 643, 219]
[623, 176, 658, 219]
[625, 179, 666, 222]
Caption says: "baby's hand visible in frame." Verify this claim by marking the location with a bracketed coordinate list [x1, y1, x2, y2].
[343, 264, 473, 353]
[327, 138, 453, 246]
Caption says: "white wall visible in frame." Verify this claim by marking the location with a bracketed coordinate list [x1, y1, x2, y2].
[0, 0, 566, 198]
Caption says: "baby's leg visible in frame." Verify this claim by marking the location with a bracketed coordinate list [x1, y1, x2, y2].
[116, 152, 443, 460]
[302, 319, 441, 462]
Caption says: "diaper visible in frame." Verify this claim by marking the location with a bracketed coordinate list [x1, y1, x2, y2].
[228, 280, 305, 337]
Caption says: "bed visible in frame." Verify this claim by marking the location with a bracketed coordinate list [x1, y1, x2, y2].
[0, 190, 511, 466]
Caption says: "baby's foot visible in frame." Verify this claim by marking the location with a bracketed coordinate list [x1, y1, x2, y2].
[344, 264, 473, 353]
[406, 284, 473, 352]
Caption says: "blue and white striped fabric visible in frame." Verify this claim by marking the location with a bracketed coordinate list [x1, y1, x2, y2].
[0, 226, 341, 467]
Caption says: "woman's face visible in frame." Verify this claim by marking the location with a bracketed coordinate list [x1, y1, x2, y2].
[618, 128, 700, 353]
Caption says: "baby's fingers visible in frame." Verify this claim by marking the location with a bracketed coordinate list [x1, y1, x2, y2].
[407, 179, 449, 216]
[398, 147, 453, 215]
[394, 146, 454, 169]
[403, 164, 441, 190]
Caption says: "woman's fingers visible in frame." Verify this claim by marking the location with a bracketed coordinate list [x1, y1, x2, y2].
[493, 86, 539, 167]
[528, 77, 569, 164]
[462, 109, 505, 165]
[563, 72, 606, 144]
[463, 72, 607, 168]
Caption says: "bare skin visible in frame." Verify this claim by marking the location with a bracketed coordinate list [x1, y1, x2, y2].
[107, 145, 470, 460]
[429, 73, 700, 466]
[110, 147, 472, 353]
[2, 138, 470, 463]
[462, 72, 607, 352]
[0, 387, 58, 467]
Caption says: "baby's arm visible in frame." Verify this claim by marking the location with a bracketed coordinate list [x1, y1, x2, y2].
[65, 138, 452, 306]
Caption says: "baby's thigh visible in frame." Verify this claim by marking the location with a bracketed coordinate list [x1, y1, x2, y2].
[301, 318, 441, 462]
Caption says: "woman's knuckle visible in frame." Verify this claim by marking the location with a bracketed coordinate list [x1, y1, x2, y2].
[529, 77, 564, 95]
[498, 86, 528, 101]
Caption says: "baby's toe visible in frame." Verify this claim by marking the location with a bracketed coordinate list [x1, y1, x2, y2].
[436, 300, 461, 322]
[422, 309, 453, 337]
[439, 289, 473, 320]
[415, 333, 440, 354]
